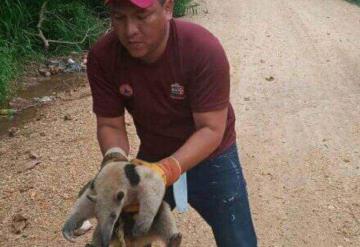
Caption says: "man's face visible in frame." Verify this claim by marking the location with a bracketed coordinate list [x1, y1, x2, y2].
[110, 0, 172, 61]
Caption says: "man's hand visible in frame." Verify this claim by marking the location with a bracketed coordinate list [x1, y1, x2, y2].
[131, 157, 182, 186]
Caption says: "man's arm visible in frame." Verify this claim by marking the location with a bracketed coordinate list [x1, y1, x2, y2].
[168, 29, 230, 173]
[96, 115, 129, 156]
[172, 107, 228, 172]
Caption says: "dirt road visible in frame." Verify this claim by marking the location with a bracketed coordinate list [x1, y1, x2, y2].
[1, 0, 360, 246]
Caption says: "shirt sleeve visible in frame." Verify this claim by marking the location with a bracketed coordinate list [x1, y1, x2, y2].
[187, 37, 230, 113]
[87, 50, 125, 117]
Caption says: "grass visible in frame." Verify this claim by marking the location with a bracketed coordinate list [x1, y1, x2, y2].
[0, 0, 193, 107]
[0, 42, 18, 104]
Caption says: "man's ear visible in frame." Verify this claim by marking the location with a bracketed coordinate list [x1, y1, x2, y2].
[163, 0, 174, 20]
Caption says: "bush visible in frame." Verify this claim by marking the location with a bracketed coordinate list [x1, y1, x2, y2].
[347, 0, 360, 5]
[0, 0, 194, 105]
[0, 0, 107, 106]
[174, 0, 193, 17]
[43, 1, 108, 54]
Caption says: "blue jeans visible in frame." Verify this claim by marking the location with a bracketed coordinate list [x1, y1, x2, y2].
[164, 144, 257, 247]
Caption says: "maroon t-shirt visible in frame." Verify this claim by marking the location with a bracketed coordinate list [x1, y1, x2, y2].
[87, 19, 236, 161]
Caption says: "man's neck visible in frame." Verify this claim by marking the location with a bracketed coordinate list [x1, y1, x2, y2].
[142, 22, 170, 64]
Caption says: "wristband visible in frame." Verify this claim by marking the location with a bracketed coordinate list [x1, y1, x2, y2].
[102, 147, 128, 167]
[158, 156, 182, 186]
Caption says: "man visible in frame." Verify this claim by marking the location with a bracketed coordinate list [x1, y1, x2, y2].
[87, 0, 257, 246]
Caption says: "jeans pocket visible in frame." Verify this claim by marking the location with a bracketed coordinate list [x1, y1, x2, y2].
[207, 151, 246, 185]
[189, 144, 248, 200]
[200, 162, 247, 201]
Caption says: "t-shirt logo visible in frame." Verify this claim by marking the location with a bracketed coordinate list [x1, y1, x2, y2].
[170, 83, 185, 100]
[119, 84, 133, 97]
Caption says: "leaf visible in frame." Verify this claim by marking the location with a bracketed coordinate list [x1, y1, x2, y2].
[265, 76, 275, 81]
[0, 109, 17, 116]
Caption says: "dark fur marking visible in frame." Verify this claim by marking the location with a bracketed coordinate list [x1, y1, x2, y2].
[124, 164, 140, 186]
[78, 180, 93, 197]
[110, 212, 117, 219]
[86, 195, 96, 203]
[90, 180, 95, 190]
[117, 191, 124, 201]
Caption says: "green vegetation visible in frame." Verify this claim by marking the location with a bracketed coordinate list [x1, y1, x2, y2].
[174, 0, 196, 17]
[347, 0, 360, 6]
[0, 42, 17, 105]
[0, 0, 107, 106]
[0, 0, 193, 106]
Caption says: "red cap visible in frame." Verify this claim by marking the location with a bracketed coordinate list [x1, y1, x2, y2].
[105, 0, 155, 8]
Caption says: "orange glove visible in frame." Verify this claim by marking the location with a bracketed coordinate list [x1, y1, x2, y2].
[131, 157, 182, 186]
